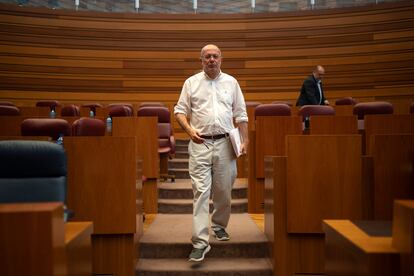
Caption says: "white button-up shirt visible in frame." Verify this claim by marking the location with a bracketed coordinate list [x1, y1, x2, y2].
[174, 71, 248, 136]
[317, 80, 323, 104]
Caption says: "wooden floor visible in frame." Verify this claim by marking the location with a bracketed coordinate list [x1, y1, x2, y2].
[143, 213, 264, 232]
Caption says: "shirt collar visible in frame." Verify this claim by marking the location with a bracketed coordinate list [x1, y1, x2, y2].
[204, 70, 222, 80]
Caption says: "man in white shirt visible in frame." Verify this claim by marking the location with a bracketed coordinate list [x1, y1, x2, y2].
[174, 44, 249, 262]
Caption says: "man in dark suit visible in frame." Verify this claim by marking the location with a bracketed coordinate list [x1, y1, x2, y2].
[296, 65, 330, 106]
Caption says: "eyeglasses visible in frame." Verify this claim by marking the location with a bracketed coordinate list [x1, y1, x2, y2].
[202, 54, 221, 60]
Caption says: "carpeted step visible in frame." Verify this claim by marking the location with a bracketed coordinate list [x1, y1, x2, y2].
[174, 152, 190, 159]
[158, 178, 247, 200]
[176, 139, 190, 146]
[136, 258, 272, 276]
[175, 144, 189, 152]
[158, 198, 247, 214]
[174, 139, 190, 159]
[139, 214, 268, 259]
[169, 168, 190, 179]
[168, 158, 189, 169]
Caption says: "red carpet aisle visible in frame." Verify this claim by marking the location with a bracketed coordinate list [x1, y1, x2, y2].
[136, 177, 272, 275]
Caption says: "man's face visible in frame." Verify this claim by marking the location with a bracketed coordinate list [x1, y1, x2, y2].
[314, 67, 325, 81]
[201, 47, 221, 74]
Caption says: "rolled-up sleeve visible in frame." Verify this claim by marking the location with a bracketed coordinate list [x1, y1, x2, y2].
[174, 79, 191, 117]
[233, 81, 248, 124]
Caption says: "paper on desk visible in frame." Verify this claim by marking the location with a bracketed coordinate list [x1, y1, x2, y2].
[229, 127, 242, 158]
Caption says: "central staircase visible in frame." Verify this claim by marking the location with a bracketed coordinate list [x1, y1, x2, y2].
[168, 139, 191, 179]
[136, 139, 272, 275]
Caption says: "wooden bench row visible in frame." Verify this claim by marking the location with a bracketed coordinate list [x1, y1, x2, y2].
[264, 133, 414, 275]
[0, 133, 150, 276]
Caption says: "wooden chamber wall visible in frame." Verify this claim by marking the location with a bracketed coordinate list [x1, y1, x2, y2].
[1, 1, 414, 111]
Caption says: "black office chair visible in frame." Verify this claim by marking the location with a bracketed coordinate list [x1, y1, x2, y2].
[0, 140, 71, 219]
[0, 140, 67, 203]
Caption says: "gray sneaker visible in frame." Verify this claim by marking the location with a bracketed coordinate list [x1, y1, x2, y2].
[189, 245, 211, 262]
[214, 228, 230, 241]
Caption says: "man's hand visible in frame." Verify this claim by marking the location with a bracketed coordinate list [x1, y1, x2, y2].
[324, 99, 330, 105]
[175, 113, 205, 144]
[188, 128, 204, 144]
[240, 141, 249, 155]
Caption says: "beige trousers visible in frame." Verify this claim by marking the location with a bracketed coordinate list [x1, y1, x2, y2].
[188, 137, 237, 249]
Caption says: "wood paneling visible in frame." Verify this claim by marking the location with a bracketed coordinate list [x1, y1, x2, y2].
[392, 200, 414, 253]
[0, 116, 32, 136]
[0, 2, 413, 109]
[265, 156, 325, 275]
[265, 134, 365, 275]
[247, 129, 261, 213]
[92, 234, 136, 276]
[255, 116, 302, 178]
[65, 136, 138, 234]
[365, 114, 414, 153]
[64, 136, 142, 276]
[369, 134, 414, 220]
[0, 202, 93, 276]
[0, 202, 66, 276]
[236, 154, 247, 178]
[143, 178, 158, 214]
[65, 222, 93, 276]
[112, 117, 159, 178]
[333, 105, 353, 116]
[286, 135, 362, 233]
[309, 115, 358, 134]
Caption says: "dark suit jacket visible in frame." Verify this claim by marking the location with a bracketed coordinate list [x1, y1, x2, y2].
[296, 75, 326, 106]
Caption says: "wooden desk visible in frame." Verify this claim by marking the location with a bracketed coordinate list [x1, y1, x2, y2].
[112, 117, 159, 214]
[65, 222, 93, 276]
[286, 135, 362, 233]
[369, 134, 414, 220]
[265, 135, 363, 275]
[0, 202, 93, 276]
[0, 136, 51, 141]
[309, 115, 358, 134]
[333, 105, 353, 116]
[249, 116, 302, 213]
[19, 106, 51, 117]
[323, 200, 414, 276]
[255, 116, 302, 178]
[64, 136, 142, 276]
[323, 220, 399, 276]
[0, 202, 66, 276]
[364, 114, 414, 153]
[246, 102, 260, 131]
[112, 117, 158, 178]
[0, 116, 39, 136]
[0, 116, 80, 137]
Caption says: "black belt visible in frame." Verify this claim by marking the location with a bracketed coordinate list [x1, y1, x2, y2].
[200, 133, 228, 140]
